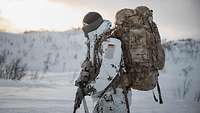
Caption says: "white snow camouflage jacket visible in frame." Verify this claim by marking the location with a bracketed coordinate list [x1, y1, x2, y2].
[85, 20, 122, 93]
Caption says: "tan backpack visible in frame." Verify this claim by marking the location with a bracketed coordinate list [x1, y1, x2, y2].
[112, 6, 165, 91]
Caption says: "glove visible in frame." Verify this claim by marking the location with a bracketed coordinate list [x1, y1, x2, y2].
[78, 85, 97, 96]
[75, 68, 90, 87]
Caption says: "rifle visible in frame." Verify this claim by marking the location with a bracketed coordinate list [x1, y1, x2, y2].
[73, 87, 89, 113]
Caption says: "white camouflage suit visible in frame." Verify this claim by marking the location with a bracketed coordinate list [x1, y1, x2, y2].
[85, 20, 132, 113]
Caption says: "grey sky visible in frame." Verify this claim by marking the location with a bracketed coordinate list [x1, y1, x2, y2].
[50, 0, 200, 40]
[0, 0, 199, 40]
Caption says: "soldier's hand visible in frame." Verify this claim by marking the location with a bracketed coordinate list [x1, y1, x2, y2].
[76, 85, 96, 96]
[75, 79, 87, 88]
[75, 69, 89, 87]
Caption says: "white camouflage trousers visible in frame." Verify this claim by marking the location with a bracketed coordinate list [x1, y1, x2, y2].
[91, 88, 132, 113]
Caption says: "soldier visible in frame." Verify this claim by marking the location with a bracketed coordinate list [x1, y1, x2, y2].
[74, 6, 165, 113]
[74, 12, 132, 113]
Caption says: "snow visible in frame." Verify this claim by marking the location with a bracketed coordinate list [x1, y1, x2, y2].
[0, 31, 200, 113]
[0, 73, 93, 113]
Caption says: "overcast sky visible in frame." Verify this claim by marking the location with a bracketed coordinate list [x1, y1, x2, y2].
[0, 0, 200, 40]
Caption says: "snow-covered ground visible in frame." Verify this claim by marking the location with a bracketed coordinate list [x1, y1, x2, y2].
[0, 31, 200, 113]
[0, 72, 81, 113]
[0, 72, 199, 113]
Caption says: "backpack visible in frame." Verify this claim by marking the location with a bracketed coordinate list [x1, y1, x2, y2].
[95, 6, 165, 91]
[115, 6, 165, 91]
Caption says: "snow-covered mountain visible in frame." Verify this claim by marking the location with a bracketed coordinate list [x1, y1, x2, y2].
[0, 30, 87, 72]
[0, 32, 200, 77]
[160, 39, 200, 101]
[0, 31, 199, 75]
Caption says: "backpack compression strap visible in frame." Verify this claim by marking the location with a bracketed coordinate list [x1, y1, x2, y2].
[152, 81, 163, 104]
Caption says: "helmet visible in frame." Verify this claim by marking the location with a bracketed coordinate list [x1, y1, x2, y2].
[82, 12, 103, 34]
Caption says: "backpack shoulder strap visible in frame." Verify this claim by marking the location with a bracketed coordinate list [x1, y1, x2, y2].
[95, 28, 118, 51]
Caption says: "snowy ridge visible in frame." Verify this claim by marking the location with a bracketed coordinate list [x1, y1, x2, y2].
[0, 30, 87, 72]
[160, 39, 200, 101]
